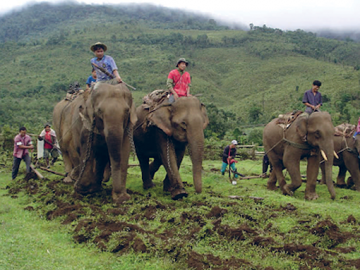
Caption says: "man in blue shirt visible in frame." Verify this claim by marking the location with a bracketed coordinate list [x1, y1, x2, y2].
[90, 42, 122, 85]
[302, 80, 322, 114]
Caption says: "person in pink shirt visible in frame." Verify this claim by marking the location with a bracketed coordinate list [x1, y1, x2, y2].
[12, 127, 34, 180]
[166, 58, 191, 103]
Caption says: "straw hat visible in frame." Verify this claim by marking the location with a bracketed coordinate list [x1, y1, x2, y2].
[176, 58, 188, 67]
[90, 42, 107, 52]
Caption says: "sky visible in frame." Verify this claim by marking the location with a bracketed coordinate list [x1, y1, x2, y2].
[2, 0, 360, 31]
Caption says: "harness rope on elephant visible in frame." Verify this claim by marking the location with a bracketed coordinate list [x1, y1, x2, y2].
[75, 115, 96, 184]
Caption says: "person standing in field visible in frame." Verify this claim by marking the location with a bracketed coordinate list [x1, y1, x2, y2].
[166, 58, 191, 103]
[38, 123, 59, 168]
[221, 140, 240, 183]
[12, 127, 33, 180]
[90, 42, 122, 85]
[303, 80, 322, 114]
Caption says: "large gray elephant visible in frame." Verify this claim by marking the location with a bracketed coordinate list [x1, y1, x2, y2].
[320, 124, 360, 191]
[263, 111, 336, 200]
[133, 96, 209, 199]
[52, 83, 137, 204]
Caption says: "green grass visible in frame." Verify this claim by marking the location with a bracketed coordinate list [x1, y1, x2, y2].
[1, 156, 360, 269]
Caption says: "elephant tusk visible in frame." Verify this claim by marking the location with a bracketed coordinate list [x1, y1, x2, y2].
[321, 150, 328, 161]
[333, 151, 339, 159]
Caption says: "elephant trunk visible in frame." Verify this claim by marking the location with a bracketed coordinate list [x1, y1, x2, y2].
[106, 126, 126, 187]
[103, 109, 131, 203]
[322, 147, 336, 200]
[187, 130, 205, 193]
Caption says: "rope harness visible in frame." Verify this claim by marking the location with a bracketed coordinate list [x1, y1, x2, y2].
[75, 115, 96, 184]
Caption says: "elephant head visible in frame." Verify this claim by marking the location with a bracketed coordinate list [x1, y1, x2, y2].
[296, 112, 336, 199]
[74, 83, 137, 203]
[147, 96, 209, 193]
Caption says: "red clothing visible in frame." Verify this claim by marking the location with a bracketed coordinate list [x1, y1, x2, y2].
[44, 131, 53, 149]
[167, 69, 191, 97]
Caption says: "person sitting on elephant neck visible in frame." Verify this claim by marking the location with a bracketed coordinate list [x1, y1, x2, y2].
[90, 42, 122, 85]
[38, 123, 59, 168]
[303, 80, 322, 114]
[221, 140, 243, 180]
[86, 68, 97, 90]
[166, 58, 191, 103]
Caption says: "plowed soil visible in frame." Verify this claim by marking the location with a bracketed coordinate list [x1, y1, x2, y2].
[6, 174, 360, 270]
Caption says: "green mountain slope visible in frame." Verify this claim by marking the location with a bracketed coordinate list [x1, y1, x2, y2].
[1, 3, 360, 135]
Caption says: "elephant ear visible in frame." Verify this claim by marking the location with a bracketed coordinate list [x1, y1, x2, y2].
[129, 99, 138, 127]
[148, 105, 172, 136]
[201, 103, 209, 130]
[296, 114, 309, 142]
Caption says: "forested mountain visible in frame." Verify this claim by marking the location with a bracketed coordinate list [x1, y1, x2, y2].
[1, 2, 360, 139]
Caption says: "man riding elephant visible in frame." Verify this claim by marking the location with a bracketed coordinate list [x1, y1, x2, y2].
[53, 82, 137, 204]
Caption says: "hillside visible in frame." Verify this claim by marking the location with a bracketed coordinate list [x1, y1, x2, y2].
[1, 2, 360, 137]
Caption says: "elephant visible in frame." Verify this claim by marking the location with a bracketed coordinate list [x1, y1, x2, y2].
[52, 83, 137, 204]
[133, 96, 209, 200]
[263, 111, 336, 200]
[320, 124, 360, 191]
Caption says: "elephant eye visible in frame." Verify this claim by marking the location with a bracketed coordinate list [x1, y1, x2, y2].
[314, 130, 321, 139]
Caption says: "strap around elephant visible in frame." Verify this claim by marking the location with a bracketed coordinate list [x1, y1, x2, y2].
[283, 138, 312, 150]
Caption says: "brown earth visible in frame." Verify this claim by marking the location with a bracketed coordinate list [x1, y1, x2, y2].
[6, 174, 360, 270]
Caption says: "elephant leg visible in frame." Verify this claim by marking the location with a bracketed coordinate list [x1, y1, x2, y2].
[336, 165, 347, 187]
[62, 150, 74, 183]
[149, 157, 162, 180]
[283, 154, 302, 196]
[138, 155, 154, 189]
[267, 159, 284, 191]
[163, 145, 186, 192]
[345, 157, 360, 191]
[304, 155, 320, 200]
[102, 162, 111, 182]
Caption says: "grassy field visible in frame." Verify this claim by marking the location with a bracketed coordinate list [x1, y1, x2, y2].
[1, 155, 360, 269]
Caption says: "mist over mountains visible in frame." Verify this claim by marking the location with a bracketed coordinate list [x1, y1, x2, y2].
[1, 2, 359, 42]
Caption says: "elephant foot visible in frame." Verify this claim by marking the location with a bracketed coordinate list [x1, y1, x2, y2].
[267, 182, 278, 191]
[278, 180, 286, 190]
[143, 181, 155, 190]
[281, 184, 294, 196]
[335, 183, 347, 189]
[63, 176, 73, 183]
[305, 192, 319, 200]
[171, 188, 188, 200]
[112, 191, 131, 204]
[319, 179, 326, 185]
[346, 177, 354, 189]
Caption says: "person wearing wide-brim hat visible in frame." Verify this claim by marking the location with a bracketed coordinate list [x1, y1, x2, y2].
[90, 42, 122, 84]
[166, 58, 191, 103]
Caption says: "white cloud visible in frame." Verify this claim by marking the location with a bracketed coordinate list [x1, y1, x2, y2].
[1, 0, 360, 30]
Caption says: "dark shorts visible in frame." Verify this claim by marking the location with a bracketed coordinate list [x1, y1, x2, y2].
[44, 148, 59, 159]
